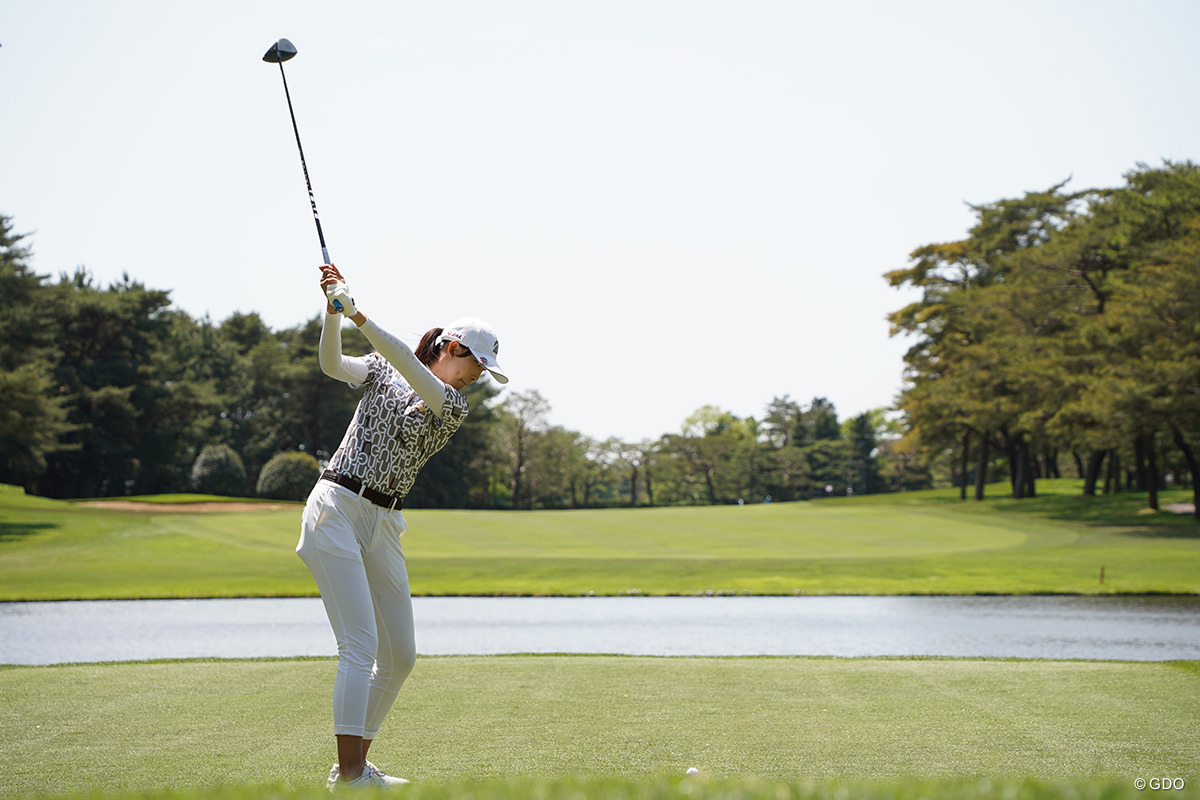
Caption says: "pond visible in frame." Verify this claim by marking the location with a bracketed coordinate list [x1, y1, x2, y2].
[2, 595, 1197, 665]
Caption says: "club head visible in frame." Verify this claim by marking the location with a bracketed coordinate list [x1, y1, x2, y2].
[263, 38, 298, 63]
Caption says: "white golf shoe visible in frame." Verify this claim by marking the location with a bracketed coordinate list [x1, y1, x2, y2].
[327, 761, 409, 792]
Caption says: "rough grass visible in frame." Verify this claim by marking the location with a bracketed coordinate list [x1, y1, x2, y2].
[1, 480, 1197, 599]
[1, 656, 1196, 798]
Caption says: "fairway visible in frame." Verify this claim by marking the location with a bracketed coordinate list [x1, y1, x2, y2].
[1, 656, 1195, 797]
[1, 481, 1197, 598]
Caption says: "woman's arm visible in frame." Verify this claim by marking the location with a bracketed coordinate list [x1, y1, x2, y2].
[356, 318, 448, 417]
[316, 264, 370, 384]
[318, 311, 370, 384]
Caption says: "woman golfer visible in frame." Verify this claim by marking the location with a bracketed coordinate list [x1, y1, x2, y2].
[297, 264, 507, 791]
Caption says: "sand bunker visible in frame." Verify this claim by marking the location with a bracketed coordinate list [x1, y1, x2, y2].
[76, 501, 297, 512]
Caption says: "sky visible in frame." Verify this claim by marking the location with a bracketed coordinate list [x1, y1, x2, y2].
[4, 0, 1199, 443]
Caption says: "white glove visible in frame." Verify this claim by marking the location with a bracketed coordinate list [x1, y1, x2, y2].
[324, 282, 357, 317]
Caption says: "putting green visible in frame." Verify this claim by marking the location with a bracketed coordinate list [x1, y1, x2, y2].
[409, 503, 1037, 559]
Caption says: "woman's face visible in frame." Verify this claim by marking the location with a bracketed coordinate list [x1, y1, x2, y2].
[433, 342, 486, 390]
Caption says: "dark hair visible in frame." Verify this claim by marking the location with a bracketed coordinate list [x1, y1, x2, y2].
[414, 327, 473, 368]
[414, 328, 444, 367]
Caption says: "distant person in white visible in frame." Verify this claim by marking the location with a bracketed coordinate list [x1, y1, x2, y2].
[296, 263, 507, 791]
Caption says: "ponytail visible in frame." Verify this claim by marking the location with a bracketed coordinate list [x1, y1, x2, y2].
[414, 327, 444, 368]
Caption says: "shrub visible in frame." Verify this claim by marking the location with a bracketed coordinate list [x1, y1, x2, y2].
[190, 444, 247, 497]
[256, 451, 320, 501]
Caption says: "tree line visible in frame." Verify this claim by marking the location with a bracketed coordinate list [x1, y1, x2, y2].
[886, 160, 1200, 516]
[0, 212, 913, 505]
[4, 160, 1197, 510]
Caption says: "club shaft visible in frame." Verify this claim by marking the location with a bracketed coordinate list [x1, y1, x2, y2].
[276, 60, 341, 311]
[277, 62, 330, 264]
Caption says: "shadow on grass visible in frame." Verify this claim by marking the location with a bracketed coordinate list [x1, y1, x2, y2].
[1029, 495, 1198, 536]
[919, 483, 1200, 538]
[1119, 525, 1200, 539]
[0, 521, 58, 543]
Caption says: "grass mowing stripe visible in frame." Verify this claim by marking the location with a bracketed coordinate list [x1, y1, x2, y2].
[1, 656, 1196, 797]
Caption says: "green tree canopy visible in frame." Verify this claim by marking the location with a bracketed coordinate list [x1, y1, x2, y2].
[887, 161, 1200, 512]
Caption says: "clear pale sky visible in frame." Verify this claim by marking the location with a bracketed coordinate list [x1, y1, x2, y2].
[4, 0, 1198, 442]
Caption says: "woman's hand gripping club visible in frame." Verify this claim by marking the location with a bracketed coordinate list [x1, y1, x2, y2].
[319, 264, 365, 325]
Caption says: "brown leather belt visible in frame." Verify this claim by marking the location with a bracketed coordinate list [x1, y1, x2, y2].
[321, 470, 403, 511]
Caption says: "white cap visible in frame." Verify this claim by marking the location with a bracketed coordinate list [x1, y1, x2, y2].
[439, 317, 508, 384]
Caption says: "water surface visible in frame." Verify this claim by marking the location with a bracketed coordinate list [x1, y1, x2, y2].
[2, 595, 1196, 665]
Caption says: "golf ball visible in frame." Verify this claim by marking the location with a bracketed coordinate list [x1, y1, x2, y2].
[686, 768, 700, 777]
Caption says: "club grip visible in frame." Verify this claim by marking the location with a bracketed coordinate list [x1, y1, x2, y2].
[320, 248, 341, 311]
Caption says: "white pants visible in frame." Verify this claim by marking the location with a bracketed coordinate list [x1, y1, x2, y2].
[297, 480, 416, 739]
